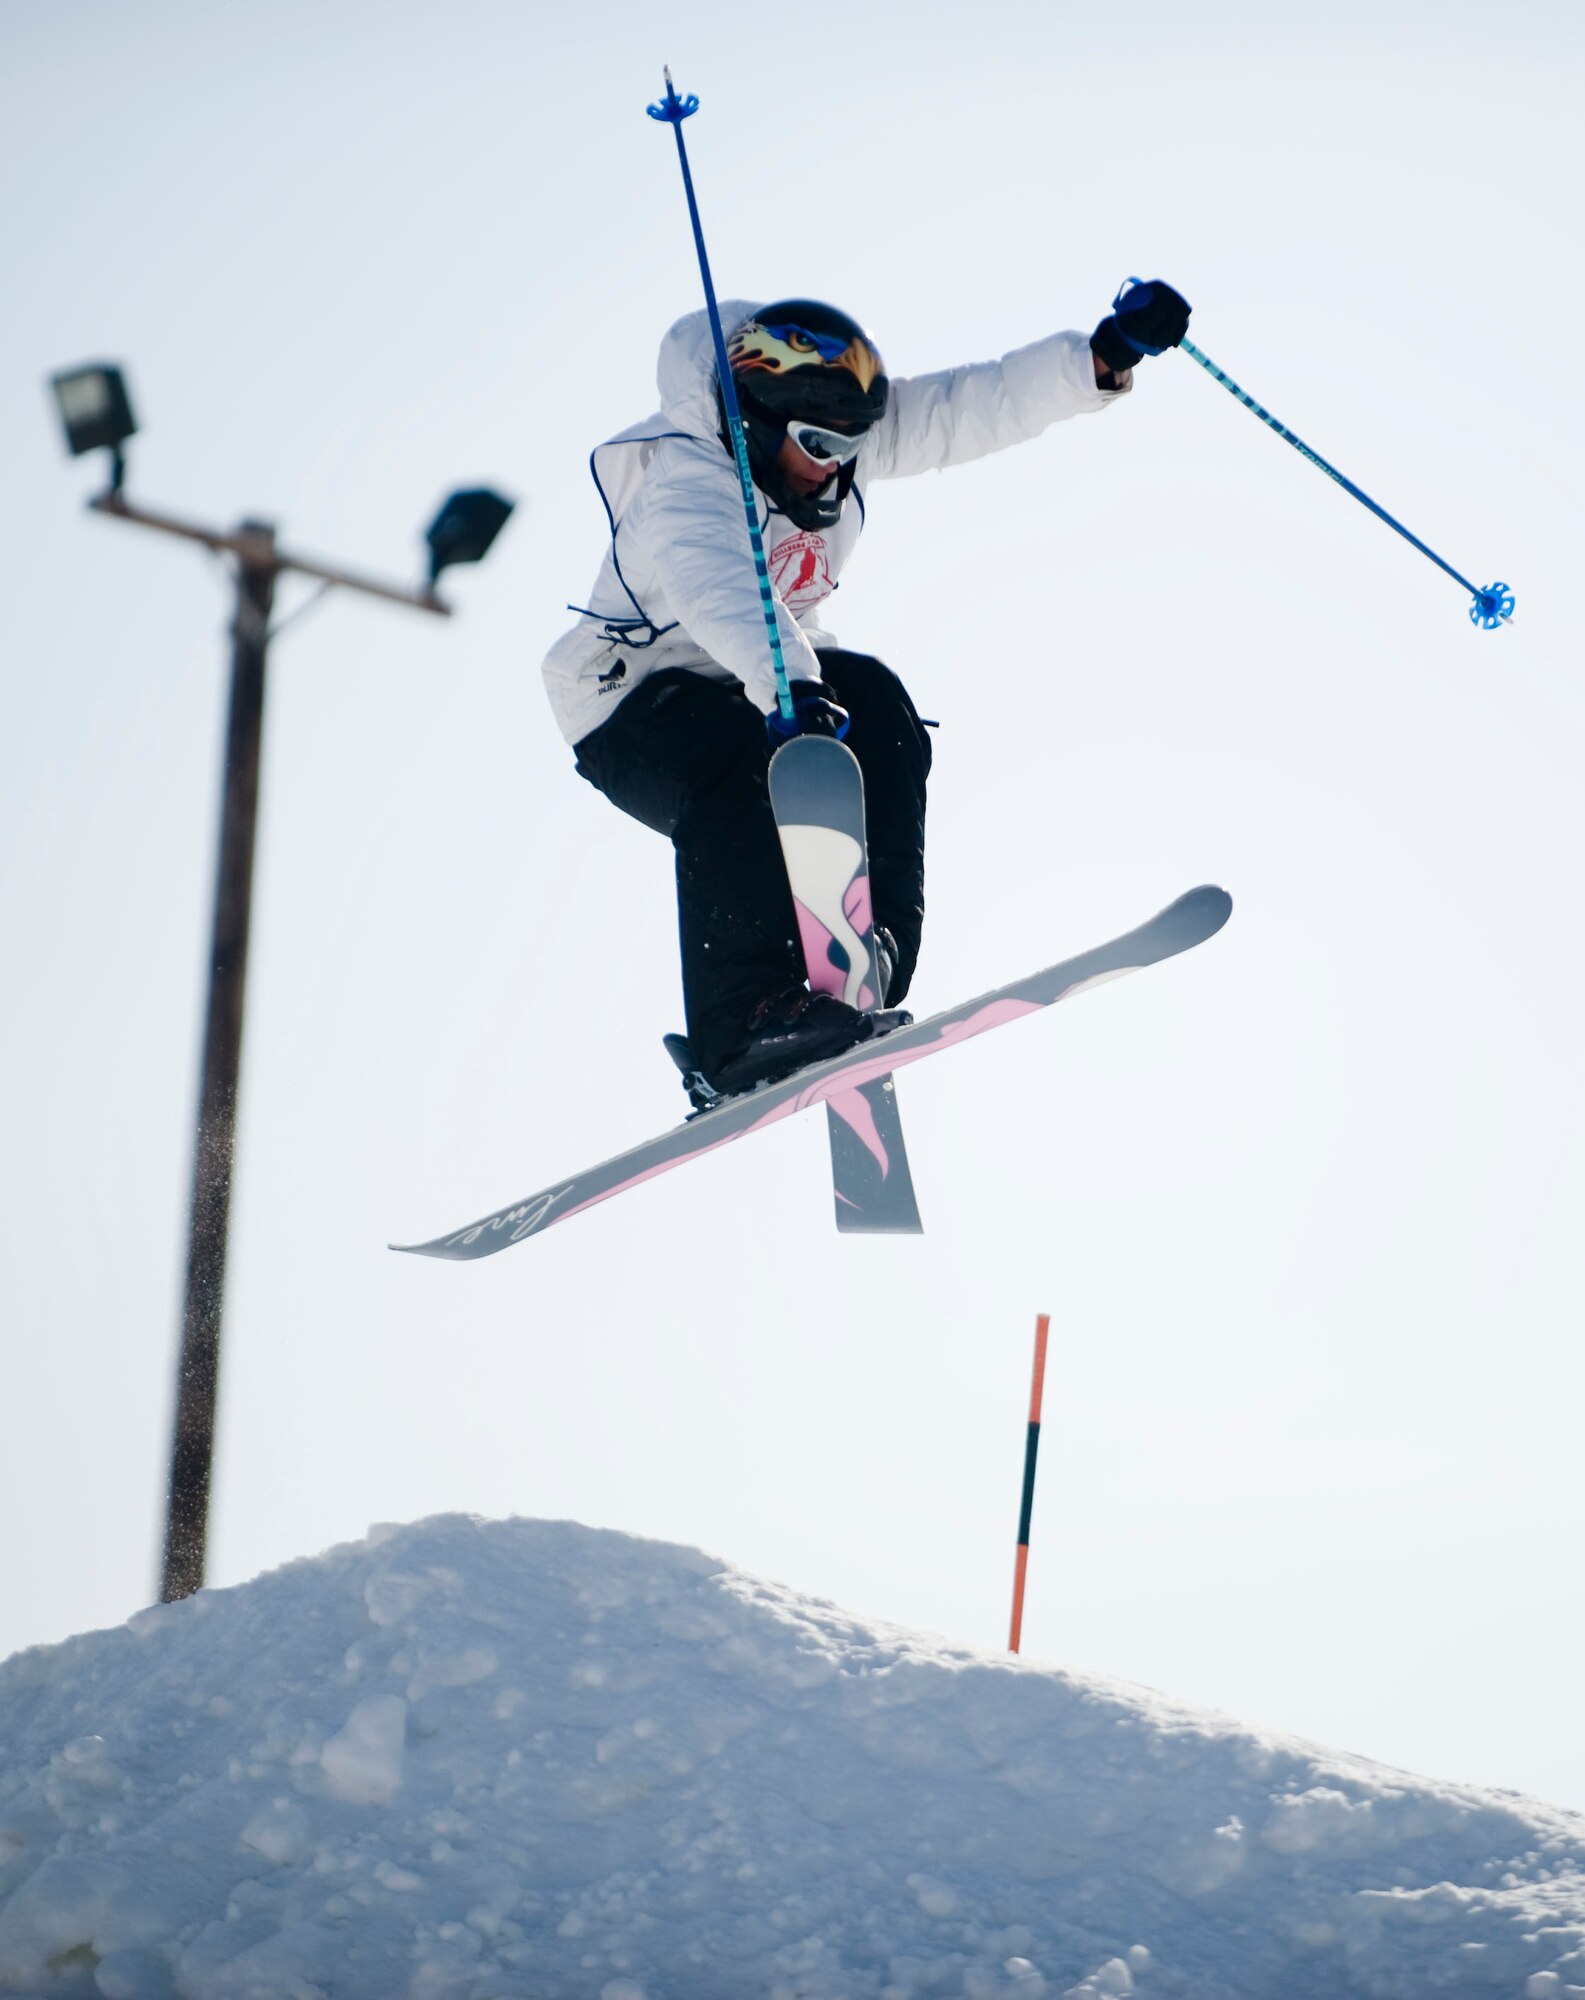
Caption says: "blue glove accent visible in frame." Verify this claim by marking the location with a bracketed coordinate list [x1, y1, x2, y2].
[1091, 277, 1192, 373]
[766, 683, 851, 745]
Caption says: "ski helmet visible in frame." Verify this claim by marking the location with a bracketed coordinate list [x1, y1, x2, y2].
[724, 300, 888, 530]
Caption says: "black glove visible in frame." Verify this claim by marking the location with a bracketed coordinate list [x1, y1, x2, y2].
[1091, 278, 1192, 375]
[766, 682, 851, 746]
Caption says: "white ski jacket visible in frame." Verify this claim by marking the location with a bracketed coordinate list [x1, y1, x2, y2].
[542, 301, 1128, 746]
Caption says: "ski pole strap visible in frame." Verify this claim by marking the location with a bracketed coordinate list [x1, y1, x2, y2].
[648, 72, 796, 721]
[1179, 337, 1514, 631]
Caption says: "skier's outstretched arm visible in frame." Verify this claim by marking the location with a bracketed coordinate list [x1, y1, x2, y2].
[624, 437, 824, 714]
[867, 280, 1191, 481]
[866, 328, 1125, 482]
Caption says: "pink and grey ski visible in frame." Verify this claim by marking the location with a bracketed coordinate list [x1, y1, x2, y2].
[392, 886, 1232, 1263]
[768, 736, 922, 1235]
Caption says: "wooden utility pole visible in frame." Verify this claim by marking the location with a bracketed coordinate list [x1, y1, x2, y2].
[160, 530, 274, 1602]
[83, 492, 451, 1603]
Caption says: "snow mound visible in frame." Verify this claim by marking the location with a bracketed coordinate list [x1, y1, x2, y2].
[0, 1515, 1581, 2000]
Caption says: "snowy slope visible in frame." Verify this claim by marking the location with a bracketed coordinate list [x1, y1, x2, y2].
[0, 1517, 1581, 2000]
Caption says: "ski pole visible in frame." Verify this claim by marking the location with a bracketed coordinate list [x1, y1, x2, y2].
[648, 70, 796, 724]
[1168, 315, 1514, 631]
[1009, 1312, 1051, 1653]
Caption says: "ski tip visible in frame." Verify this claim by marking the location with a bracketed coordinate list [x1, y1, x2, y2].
[388, 1237, 472, 1261]
[1172, 883, 1233, 943]
[766, 732, 862, 793]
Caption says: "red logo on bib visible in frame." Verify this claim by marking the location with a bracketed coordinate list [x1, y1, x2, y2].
[769, 533, 834, 605]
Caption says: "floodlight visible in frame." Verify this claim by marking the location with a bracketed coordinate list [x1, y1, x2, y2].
[425, 487, 514, 584]
[50, 363, 137, 488]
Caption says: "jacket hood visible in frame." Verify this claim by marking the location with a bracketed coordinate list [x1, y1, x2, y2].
[656, 299, 762, 439]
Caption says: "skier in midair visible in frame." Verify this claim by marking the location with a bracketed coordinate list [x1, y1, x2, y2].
[542, 284, 1190, 1101]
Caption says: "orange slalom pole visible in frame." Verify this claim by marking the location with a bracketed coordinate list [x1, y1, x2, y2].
[1008, 1312, 1051, 1653]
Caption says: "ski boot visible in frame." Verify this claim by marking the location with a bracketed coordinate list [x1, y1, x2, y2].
[665, 985, 915, 1116]
[709, 988, 875, 1100]
[662, 1035, 725, 1117]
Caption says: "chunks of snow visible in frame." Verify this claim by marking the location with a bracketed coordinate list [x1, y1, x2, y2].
[0, 1513, 1580, 1997]
[363, 1565, 437, 1628]
[238, 1797, 310, 1866]
[1263, 1782, 1378, 1852]
[318, 1693, 407, 1804]
[1060, 1957, 1135, 1999]
[908, 1871, 961, 1918]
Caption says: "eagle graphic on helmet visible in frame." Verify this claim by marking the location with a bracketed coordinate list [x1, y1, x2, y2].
[728, 316, 885, 396]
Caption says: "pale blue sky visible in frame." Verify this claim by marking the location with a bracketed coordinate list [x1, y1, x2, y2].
[4, 0, 1583, 1809]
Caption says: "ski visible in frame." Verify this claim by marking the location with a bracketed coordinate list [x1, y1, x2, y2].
[768, 736, 923, 1235]
[824, 1076, 920, 1233]
[391, 885, 1232, 1264]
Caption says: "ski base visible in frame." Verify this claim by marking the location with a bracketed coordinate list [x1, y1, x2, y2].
[827, 1080, 922, 1234]
[392, 887, 1231, 1264]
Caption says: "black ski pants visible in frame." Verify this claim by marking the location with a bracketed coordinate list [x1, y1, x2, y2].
[573, 649, 932, 1077]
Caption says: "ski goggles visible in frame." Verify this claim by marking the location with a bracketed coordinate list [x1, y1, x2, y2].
[785, 417, 868, 466]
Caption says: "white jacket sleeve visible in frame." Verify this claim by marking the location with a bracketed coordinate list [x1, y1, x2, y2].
[622, 436, 825, 715]
[866, 328, 1125, 481]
